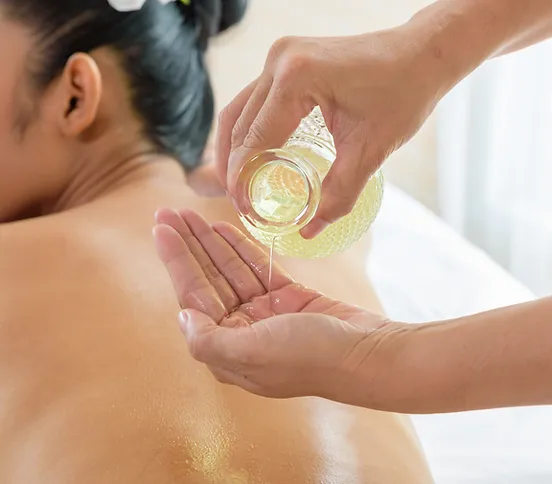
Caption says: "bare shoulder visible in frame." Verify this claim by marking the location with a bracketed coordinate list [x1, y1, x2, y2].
[0, 216, 196, 483]
[0, 218, 75, 317]
[0, 213, 174, 326]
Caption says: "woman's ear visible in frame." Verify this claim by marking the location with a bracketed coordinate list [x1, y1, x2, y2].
[55, 53, 102, 137]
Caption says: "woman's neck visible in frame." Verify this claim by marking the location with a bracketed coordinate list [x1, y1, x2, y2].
[46, 146, 185, 216]
[5, 154, 185, 225]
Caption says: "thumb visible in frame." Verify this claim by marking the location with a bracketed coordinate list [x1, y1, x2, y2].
[178, 310, 258, 368]
[178, 309, 217, 340]
[178, 309, 220, 365]
[300, 139, 381, 239]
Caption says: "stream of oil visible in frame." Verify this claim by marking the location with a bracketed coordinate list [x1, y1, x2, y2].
[268, 236, 276, 315]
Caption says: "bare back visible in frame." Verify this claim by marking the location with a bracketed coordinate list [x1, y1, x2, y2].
[0, 167, 432, 483]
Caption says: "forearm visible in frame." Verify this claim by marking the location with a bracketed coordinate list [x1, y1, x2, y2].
[402, 0, 552, 95]
[370, 297, 552, 414]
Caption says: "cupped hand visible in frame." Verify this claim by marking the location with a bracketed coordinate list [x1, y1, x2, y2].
[153, 209, 403, 403]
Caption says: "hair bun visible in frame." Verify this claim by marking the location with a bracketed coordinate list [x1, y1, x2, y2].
[216, 0, 248, 34]
[178, 0, 247, 49]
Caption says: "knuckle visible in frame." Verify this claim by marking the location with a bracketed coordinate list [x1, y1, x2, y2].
[188, 335, 219, 366]
[220, 254, 246, 276]
[230, 117, 247, 149]
[276, 50, 313, 85]
[242, 121, 267, 149]
[177, 277, 211, 308]
[188, 339, 206, 362]
[324, 199, 355, 222]
[324, 184, 356, 220]
[267, 35, 296, 62]
[204, 265, 225, 287]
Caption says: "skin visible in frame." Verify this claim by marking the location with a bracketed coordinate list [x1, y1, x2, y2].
[174, 0, 552, 416]
[156, 212, 552, 415]
[0, 13, 433, 484]
[153, 209, 396, 401]
[217, 0, 552, 238]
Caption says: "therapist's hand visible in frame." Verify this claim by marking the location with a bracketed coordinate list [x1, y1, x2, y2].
[153, 208, 407, 403]
[217, 27, 450, 238]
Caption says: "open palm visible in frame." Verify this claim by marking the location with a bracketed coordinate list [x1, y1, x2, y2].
[153, 209, 375, 327]
[153, 209, 393, 400]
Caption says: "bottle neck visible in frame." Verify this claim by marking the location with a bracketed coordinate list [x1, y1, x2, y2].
[235, 148, 322, 236]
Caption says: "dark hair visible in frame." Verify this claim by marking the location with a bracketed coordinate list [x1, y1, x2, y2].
[3, 0, 247, 170]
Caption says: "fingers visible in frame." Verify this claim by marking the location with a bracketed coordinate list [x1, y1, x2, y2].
[229, 79, 273, 152]
[216, 79, 258, 189]
[226, 85, 311, 195]
[216, 38, 317, 198]
[224, 78, 273, 195]
[300, 137, 381, 239]
[211, 221, 293, 291]
[179, 309, 268, 396]
[179, 309, 257, 369]
[152, 222, 227, 321]
[263, 283, 322, 315]
[155, 208, 240, 312]
[178, 209, 267, 303]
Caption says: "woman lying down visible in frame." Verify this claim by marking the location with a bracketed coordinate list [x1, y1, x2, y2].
[0, 1, 433, 482]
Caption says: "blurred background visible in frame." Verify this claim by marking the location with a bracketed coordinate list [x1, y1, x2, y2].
[206, 2, 552, 482]
[207, 0, 552, 298]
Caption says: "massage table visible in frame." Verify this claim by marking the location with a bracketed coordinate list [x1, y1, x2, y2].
[369, 184, 551, 483]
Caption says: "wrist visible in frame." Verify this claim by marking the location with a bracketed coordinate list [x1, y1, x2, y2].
[351, 319, 469, 414]
[384, 320, 468, 413]
[400, 0, 527, 98]
[342, 321, 420, 412]
[348, 297, 552, 413]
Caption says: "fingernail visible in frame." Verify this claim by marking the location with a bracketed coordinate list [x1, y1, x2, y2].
[178, 311, 190, 334]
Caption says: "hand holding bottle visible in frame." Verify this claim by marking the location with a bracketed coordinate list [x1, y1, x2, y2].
[155, 0, 552, 416]
[216, 27, 452, 238]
